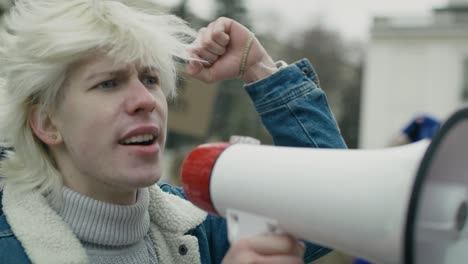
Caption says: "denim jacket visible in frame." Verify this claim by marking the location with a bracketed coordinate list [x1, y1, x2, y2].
[0, 59, 346, 263]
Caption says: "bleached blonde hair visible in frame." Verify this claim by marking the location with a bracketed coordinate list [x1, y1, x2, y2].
[0, 0, 196, 202]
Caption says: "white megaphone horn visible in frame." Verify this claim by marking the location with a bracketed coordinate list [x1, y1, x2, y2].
[181, 108, 468, 264]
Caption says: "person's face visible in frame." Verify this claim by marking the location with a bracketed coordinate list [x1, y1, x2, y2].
[49, 56, 168, 202]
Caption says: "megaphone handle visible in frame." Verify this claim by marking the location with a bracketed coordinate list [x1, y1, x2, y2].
[226, 208, 284, 243]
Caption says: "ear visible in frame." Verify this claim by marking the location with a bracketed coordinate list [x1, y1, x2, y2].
[29, 106, 63, 146]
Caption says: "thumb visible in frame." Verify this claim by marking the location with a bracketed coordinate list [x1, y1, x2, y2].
[186, 61, 203, 76]
[186, 61, 214, 83]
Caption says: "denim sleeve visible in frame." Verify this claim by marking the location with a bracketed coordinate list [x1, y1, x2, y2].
[245, 59, 347, 149]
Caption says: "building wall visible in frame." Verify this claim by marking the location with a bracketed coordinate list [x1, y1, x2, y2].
[359, 33, 468, 148]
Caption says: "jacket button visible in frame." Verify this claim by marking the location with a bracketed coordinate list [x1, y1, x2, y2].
[179, 244, 188, 256]
[302, 67, 309, 75]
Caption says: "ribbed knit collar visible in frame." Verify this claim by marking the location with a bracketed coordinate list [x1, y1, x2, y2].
[55, 187, 150, 247]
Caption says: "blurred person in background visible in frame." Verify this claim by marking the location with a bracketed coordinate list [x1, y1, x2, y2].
[0, 0, 346, 263]
[389, 115, 441, 146]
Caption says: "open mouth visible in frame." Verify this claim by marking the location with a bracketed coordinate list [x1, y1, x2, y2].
[119, 134, 156, 146]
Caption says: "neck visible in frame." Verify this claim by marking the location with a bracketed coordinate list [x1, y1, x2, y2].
[56, 187, 150, 247]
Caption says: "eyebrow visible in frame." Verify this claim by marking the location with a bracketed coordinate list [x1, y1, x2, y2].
[86, 69, 128, 82]
[86, 66, 160, 81]
[141, 66, 160, 74]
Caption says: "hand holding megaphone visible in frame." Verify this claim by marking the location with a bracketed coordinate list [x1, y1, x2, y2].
[221, 234, 306, 264]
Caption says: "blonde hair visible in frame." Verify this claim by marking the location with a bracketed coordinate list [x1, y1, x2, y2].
[0, 0, 196, 202]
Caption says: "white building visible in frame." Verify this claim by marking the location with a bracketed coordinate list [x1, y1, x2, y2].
[359, 0, 468, 148]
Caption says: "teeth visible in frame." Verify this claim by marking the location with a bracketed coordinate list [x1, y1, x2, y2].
[122, 134, 154, 145]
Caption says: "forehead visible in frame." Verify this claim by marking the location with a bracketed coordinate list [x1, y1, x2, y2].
[70, 55, 159, 80]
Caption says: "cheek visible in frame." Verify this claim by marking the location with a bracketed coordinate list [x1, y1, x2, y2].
[58, 104, 112, 147]
[61, 114, 113, 164]
[65, 117, 98, 147]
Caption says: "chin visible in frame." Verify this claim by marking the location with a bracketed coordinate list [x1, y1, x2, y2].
[130, 171, 162, 188]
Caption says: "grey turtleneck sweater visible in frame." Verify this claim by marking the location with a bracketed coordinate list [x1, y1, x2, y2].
[55, 187, 158, 264]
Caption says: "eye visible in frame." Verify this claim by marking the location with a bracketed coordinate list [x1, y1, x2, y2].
[142, 75, 160, 87]
[95, 79, 118, 90]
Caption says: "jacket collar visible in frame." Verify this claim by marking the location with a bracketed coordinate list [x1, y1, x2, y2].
[147, 185, 207, 233]
[2, 183, 87, 263]
[2, 183, 207, 263]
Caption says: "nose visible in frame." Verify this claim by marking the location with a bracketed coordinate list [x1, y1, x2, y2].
[125, 79, 156, 115]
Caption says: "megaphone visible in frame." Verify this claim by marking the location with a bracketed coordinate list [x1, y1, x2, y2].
[181, 108, 468, 264]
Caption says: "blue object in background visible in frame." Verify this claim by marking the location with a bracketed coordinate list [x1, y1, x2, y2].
[402, 115, 441, 143]
[353, 259, 372, 264]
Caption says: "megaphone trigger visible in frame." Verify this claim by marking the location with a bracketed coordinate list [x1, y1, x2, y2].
[226, 208, 284, 243]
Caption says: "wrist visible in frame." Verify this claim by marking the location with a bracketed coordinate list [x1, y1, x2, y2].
[241, 57, 277, 84]
[241, 59, 288, 84]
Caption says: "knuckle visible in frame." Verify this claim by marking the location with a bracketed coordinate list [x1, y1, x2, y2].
[218, 16, 230, 22]
[217, 16, 232, 26]
[201, 39, 212, 49]
[213, 30, 224, 40]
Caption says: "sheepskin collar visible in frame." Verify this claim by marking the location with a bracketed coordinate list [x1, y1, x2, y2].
[2, 183, 207, 263]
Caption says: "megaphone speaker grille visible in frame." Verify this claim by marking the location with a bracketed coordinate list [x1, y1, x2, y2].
[406, 107, 468, 264]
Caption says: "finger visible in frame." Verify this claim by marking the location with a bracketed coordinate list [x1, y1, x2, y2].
[191, 27, 221, 64]
[195, 48, 218, 65]
[185, 60, 203, 76]
[187, 64, 214, 83]
[185, 46, 216, 82]
[195, 23, 226, 55]
[192, 27, 206, 47]
[243, 234, 304, 256]
[197, 27, 223, 61]
[212, 19, 230, 46]
[214, 16, 234, 35]
[202, 26, 227, 55]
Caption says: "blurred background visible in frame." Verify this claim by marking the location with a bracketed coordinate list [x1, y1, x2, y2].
[1, 0, 466, 263]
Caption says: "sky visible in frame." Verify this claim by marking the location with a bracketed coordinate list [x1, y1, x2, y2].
[156, 0, 450, 42]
